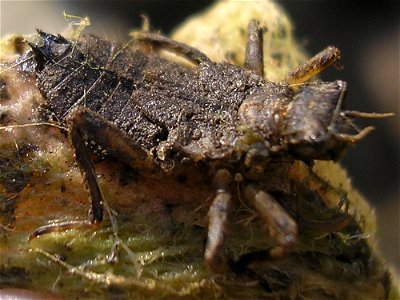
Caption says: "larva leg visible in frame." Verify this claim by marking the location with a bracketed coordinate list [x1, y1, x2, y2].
[205, 169, 233, 272]
[285, 46, 342, 85]
[244, 19, 264, 76]
[30, 107, 161, 239]
[244, 185, 298, 259]
[133, 31, 210, 65]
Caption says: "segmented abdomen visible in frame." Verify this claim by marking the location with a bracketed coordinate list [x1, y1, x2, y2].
[36, 35, 168, 149]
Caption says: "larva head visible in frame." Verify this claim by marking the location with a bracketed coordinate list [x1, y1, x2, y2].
[238, 80, 381, 163]
[282, 80, 351, 161]
[282, 80, 392, 161]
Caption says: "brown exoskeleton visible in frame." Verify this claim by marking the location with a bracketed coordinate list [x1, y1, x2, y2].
[23, 19, 391, 272]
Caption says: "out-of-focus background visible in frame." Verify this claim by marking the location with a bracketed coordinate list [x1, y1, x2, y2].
[1, 1, 398, 272]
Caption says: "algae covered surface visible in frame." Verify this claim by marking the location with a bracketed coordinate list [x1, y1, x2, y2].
[0, 1, 398, 299]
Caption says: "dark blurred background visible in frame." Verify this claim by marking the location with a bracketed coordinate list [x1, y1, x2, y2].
[281, 1, 399, 274]
[1, 1, 398, 271]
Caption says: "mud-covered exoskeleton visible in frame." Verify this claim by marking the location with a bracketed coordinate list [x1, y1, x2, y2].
[26, 20, 387, 272]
